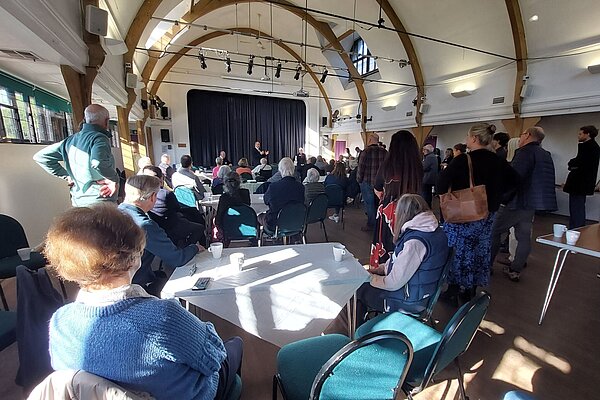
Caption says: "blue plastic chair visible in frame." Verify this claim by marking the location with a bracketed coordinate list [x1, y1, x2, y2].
[222, 204, 259, 246]
[261, 202, 307, 246]
[356, 291, 491, 400]
[304, 194, 329, 243]
[274, 331, 413, 400]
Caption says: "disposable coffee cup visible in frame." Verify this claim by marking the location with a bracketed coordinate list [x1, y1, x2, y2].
[230, 252, 245, 271]
[17, 247, 31, 261]
[333, 244, 346, 262]
[553, 224, 567, 238]
[208, 242, 223, 259]
[565, 230, 580, 245]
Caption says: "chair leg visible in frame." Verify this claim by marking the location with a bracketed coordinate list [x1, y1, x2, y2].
[0, 283, 8, 311]
[322, 221, 328, 242]
[272, 375, 278, 400]
[455, 358, 469, 400]
[302, 232, 306, 244]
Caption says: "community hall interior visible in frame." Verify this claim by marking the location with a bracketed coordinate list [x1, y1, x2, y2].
[0, 1, 599, 399]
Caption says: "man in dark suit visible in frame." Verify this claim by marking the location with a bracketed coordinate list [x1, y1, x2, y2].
[257, 157, 304, 232]
[251, 141, 269, 166]
[563, 125, 600, 228]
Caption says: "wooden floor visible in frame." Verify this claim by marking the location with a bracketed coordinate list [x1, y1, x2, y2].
[1, 204, 599, 400]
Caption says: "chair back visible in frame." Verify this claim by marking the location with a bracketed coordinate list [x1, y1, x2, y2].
[222, 205, 259, 241]
[174, 186, 198, 208]
[325, 185, 344, 209]
[212, 183, 224, 195]
[259, 169, 273, 179]
[419, 291, 491, 390]
[254, 182, 270, 194]
[0, 310, 17, 352]
[420, 247, 455, 322]
[240, 172, 253, 182]
[275, 202, 306, 237]
[306, 194, 329, 225]
[310, 330, 413, 400]
[0, 214, 29, 258]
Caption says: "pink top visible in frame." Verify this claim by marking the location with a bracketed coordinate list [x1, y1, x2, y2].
[212, 166, 220, 178]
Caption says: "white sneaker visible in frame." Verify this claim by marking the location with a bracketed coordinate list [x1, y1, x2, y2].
[346, 197, 354, 204]
[328, 215, 340, 223]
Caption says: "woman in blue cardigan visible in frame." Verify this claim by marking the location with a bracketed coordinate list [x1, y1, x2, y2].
[45, 204, 242, 400]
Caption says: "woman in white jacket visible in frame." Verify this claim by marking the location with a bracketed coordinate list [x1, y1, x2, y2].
[356, 194, 450, 326]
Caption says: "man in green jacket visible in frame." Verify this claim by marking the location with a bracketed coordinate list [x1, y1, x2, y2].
[33, 104, 119, 206]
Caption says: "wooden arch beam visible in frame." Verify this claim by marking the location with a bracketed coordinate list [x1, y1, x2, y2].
[147, 28, 333, 125]
[375, 0, 425, 127]
[505, 0, 528, 121]
[143, 0, 368, 134]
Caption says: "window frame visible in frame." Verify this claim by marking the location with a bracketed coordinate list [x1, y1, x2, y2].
[350, 37, 378, 78]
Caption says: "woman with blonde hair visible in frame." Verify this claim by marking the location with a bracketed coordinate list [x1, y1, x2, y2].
[45, 204, 242, 400]
[356, 194, 449, 326]
[437, 123, 518, 303]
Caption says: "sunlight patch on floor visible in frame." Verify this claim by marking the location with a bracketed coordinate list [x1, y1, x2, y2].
[514, 336, 571, 374]
[492, 349, 541, 391]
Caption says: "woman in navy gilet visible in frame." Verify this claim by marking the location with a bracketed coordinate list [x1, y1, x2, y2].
[356, 194, 449, 326]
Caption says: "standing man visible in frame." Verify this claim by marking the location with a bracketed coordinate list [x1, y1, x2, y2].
[158, 153, 174, 188]
[357, 132, 388, 231]
[490, 126, 557, 281]
[563, 125, 600, 228]
[422, 144, 438, 208]
[251, 141, 269, 166]
[33, 104, 118, 206]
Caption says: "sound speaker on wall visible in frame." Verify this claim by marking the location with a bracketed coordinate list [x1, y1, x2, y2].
[141, 99, 148, 110]
[321, 116, 328, 127]
[85, 5, 108, 36]
[126, 73, 138, 89]
[160, 106, 170, 119]
[160, 129, 170, 143]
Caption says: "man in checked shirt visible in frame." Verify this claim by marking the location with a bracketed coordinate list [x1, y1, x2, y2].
[357, 132, 388, 231]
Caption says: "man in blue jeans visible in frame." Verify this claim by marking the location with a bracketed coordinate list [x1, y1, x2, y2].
[357, 133, 388, 231]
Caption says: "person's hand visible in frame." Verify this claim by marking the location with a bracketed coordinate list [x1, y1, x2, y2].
[265, 150, 270, 155]
[196, 244, 206, 252]
[97, 179, 117, 197]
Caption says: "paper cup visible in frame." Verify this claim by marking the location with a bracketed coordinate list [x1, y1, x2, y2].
[17, 247, 31, 261]
[553, 224, 567, 238]
[208, 242, 223, 259]
[333, 244, 346, 262]
[565, 230, 580, 245]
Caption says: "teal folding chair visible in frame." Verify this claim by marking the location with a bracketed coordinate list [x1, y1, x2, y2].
[304, 194, 329, 243]
[356, 291, 491, 400]
[261, 202, 306, 245]
[174, 185, 200, 208]
[222, 204, 259, 246]
[274, 331, 413, 400]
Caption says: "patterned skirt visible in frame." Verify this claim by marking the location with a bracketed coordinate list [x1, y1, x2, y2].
[443, 212, 495, 288]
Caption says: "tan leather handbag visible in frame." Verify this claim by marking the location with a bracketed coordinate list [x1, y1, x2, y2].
[439, 153, 489, 223]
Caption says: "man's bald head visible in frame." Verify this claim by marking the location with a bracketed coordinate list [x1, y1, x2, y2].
[367, 132, 380, 145]
[84, 104, 110, 129]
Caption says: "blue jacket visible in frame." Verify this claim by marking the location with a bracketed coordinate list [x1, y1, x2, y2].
[263, 176, 305, 229]
[386, 227, 449, 313]
[508, 141, 557, 211]
[118, 203, 199, 285]
[33, 123, 118, 206]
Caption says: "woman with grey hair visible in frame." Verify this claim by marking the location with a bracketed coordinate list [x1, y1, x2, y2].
[213, 172, 251, 245]
[212, 165, 231, 194]
[437, 123, 518, 304]
[212, 156, 223, 178]
[303, 168, 325, 205]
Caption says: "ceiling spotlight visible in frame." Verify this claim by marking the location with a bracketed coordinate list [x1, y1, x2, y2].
[398, 59, 410, 68]
[225, 57, 231, 73]
[275, 62, 282, 78]
[247, 55, 254, 75]
[320, 68, 328, 83]
[529, 15, 539, 22]
[294, 65, 301, 80]
[199, 53, 207, 69]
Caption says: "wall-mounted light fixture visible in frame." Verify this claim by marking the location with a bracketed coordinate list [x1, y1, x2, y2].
[451, 89, 474, 98]
[587, 63, 600, 74]
[275, 62, 282, 78]
[225, 57, 231, 73]
[199, 52, 207, 69]
[247, 55, 254, 75]
[294, 65, 301, 80]
[320, 68, 328, 83]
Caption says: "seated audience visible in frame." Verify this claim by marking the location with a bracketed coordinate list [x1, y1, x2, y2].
[258, 157, 305, 231]
[315, 155, 328, 171]
[213, 172, 251, 245]
[212, 165, 231, 194]
[212, 157, 223, 178]
[302, 156, 322, 180]
[252, 157, 272, 176]
[267, 171, 282, 183]
[143, 166, 205, 247]
[325, 159, 336, 173]
[118, 175, 202, 295]
[158, 154, 174, 188]
[324, 161, 349, 222]
[356, 194, 449, 326]
[303, 168, 325, 205]
[137, 156, 152, 175]
[235, 158, 254, 180]
[45, 204, 242, 400]
[172, 154, 207, 198]
[453, 143, 467, 157]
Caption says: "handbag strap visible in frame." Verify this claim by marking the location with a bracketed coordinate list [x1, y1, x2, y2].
[446, 152, 475, 193]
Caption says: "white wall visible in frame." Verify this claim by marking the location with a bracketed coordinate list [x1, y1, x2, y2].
[0, 144, 71, 246]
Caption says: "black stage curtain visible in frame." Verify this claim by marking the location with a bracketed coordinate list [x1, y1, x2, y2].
[187, 89, 306, 167]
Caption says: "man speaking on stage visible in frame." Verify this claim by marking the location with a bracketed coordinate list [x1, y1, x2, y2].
[252, 141, 269, 166]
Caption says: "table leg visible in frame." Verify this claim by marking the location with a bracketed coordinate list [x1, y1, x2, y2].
[205, 206, 215, 247]
[539, 248, 570, 325]
[346, 293, 357, 339]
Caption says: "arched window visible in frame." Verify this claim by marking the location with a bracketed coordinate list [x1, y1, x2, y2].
[350, 38, 378, 76]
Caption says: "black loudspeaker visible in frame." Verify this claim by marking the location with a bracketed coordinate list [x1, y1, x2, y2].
[141, 99, 148, 110]
[321, 116, 328, 127]
[160, 106, 169, 119]
[160, 129, 170, 143]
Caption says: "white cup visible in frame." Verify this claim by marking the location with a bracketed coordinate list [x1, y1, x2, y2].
[208, 242, 223, 259]
[333, 244, 346, 262]
[565, 230, 580, 245]
[230, 252, 245, 271]
[553, 224, 567, 238]
[17, 247, 31, 261]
